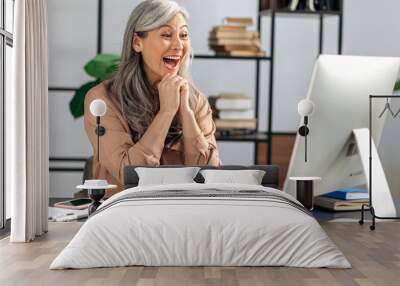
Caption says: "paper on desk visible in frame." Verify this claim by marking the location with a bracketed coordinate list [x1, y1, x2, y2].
[48, 207, 88, 222]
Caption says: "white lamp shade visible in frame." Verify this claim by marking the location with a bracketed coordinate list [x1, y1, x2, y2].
[90, 99, 107, 117]
[297, 99, 315, 116]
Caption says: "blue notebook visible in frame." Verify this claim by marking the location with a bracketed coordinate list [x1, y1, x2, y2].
[323, 188, 369, 200]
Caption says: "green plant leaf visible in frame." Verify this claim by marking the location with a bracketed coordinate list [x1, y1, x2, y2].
[104, 63, 119, 77]
[394, 80, 400, 91]
[84, 53, 120, 80]
[69, 81, 99, 119]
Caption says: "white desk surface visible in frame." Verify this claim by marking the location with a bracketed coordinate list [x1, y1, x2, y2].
[289, 177, 321, 181]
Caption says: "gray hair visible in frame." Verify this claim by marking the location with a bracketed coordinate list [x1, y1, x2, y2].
[109, 0, 193, 136]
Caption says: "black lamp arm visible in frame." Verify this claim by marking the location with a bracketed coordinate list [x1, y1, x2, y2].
[298, 116, 310, 162]
[298, 116, 310, 136]
[95, 116, 106, 162]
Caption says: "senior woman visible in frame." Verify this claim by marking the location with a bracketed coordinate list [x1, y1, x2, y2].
[84, 0, 221, 195]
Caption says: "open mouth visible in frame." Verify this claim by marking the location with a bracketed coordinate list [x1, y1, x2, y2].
[163, 55, 181, 70]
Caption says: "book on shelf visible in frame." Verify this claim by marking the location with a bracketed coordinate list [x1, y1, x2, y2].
[216, 50, 266, 57]
[219, 109, 253, 120]
[218, 93, 249, 99]
[210, 44, 261, 52]
[212, 25, 247, 32]
[209, 38, 260, 46]
[223, 17, 254, 27]
[208, 93, 255, 119]
[215, 118, 257, 129]
[314, 196, 369, 211]
[207, 92, 249, 103]
[213, 93, 252, 110]
[209, 30, 259, 40]
[216, 128, 256, 137]
[322, 188, 369, 200]
[209, 17, 265, 57]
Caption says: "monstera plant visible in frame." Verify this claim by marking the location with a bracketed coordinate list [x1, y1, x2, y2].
[69, 53, 120, 118]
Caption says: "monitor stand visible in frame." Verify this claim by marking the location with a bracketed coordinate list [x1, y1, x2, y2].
[353, 128, 397, 216]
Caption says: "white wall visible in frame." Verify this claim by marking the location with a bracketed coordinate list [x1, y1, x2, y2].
[48, 0, 400, 197]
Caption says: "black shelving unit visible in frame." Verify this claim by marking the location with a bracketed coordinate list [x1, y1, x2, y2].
[49, 0, 343, 168]
[194, 0, 343, 164]
[194, 54, 271, 61]
[215, 131, 269, 142]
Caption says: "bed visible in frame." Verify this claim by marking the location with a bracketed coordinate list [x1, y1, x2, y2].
[50, 165, 350, 269]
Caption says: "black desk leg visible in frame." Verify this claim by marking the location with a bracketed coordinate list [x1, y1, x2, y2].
[88, 189, 105, 216]
[296, 180, 314, 210]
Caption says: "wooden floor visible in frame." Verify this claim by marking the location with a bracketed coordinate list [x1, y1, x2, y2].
[0, 221, 399, 286]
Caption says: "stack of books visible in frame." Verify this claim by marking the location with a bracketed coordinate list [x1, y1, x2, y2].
[209, 17, 266, 57]
[314, 188, 369, 211]
[208, 93, 256, 136]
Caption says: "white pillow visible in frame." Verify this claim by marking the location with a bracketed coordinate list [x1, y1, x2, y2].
[200, 169, 266, 185]
[135, 167, 200, 186]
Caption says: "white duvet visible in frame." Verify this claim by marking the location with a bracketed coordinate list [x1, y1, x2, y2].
[50, 183, 351, 269]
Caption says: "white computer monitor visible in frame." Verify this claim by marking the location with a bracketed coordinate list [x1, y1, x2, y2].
[284, 55, 400, 216]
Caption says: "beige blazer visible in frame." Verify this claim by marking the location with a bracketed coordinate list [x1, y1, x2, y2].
[84, 82, 220, 196]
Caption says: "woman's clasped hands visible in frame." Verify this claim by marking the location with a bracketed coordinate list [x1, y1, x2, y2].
[157, 73, 191, 116]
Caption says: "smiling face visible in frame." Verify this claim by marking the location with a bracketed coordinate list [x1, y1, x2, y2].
[132, 13, 190, 86]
